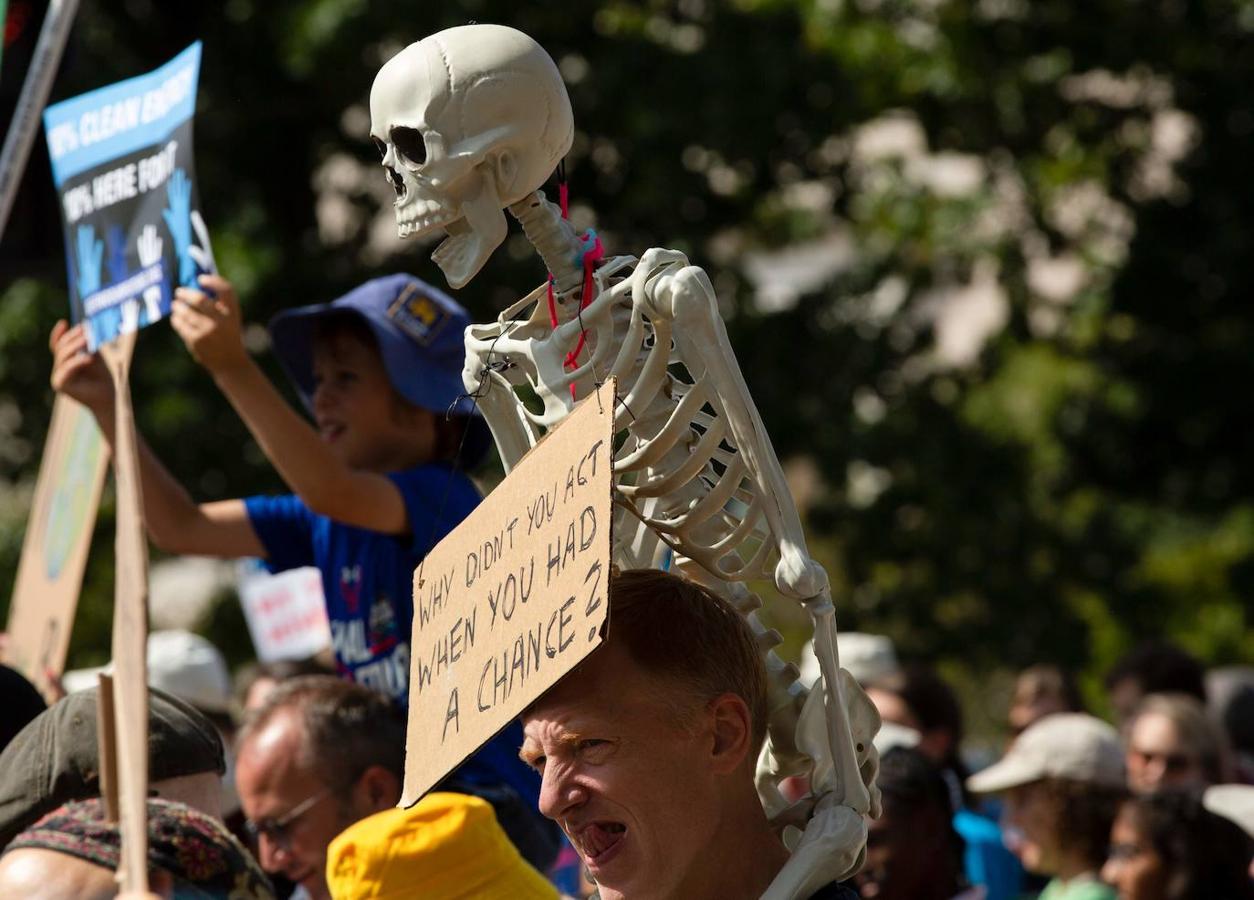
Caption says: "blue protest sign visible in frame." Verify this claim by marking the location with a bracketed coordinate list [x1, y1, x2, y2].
[43, 42, 211, 352]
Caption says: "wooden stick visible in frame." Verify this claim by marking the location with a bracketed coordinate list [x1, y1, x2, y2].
[100, 327, 149, 896]
[96, 673, 119, 823]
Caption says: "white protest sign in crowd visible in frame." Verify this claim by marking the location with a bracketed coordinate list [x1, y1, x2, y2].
[237, 562, 331, 663]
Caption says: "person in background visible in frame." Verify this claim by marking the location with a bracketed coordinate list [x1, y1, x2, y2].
[0, 685, 226, 846]
[520, 568, 858, 900]
[325, 792, 559, 900]
[1008, 665, 1084, 739]
[234, 676, 556, 900]
[1124, 693, 1231, 793]
[1101, 789, 1254, 900]
[0, 665, 45, 754]
[1103, 642, 1206, 729]
[854, 746, 983, 900]
[867, 665, 1023, 900]
[967, 713, 1124, 900]
[0, 797, 273, 899]
[50, 273, 540, 833]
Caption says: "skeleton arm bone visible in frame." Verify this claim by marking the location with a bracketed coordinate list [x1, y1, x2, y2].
[628, 255, 872, 814]
[648, 261, 824, 600]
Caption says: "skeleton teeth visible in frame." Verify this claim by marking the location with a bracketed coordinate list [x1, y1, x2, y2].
[396, 201, 458, 237]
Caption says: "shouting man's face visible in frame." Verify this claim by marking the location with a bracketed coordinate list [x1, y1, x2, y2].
[521, 642, 725, 900]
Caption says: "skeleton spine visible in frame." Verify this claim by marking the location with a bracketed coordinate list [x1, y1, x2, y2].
[509, 190, 587, 309]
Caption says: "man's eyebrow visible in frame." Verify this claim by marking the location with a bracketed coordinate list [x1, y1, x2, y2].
[517, 727, 593, 763]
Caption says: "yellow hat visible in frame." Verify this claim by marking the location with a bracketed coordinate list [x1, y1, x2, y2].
[326, 792, 558, 900]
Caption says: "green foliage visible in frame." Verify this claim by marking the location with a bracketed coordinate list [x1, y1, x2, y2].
[2, 1, 1251, 736]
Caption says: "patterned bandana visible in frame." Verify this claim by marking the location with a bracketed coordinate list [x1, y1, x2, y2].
[5, 797, 274, 899]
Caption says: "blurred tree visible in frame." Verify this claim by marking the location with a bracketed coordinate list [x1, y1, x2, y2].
[1, 0, 1250, 719]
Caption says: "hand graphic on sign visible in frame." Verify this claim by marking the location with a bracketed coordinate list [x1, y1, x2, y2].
[75, 225, 104, 299]
[137, 223, 163, 267]
[106, 226, 129, 284]
[136, 224, 167, 323]
[162, 169, 196, 285]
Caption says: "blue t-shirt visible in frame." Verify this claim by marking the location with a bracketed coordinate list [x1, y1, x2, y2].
[955, 806, 1024, 900]
[243, 463, 541, 809]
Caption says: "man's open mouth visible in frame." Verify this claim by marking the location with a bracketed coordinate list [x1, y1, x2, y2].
[574, 821, 627, 865]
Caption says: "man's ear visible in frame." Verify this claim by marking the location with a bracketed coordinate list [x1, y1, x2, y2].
[707, 692, 754, 775]
[353, 764, 403, 814]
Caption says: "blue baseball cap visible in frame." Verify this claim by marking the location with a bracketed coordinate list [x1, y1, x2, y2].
[268, 274, 491, 468]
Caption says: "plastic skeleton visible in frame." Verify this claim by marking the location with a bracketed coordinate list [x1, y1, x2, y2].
[370, 25, 881, 897]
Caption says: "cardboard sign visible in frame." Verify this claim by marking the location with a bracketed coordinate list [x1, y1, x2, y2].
[401, 380, 615, 806]
[237, 562, 330, 662]
[4, 394, 110, 700]
[42, 42, 209, 352]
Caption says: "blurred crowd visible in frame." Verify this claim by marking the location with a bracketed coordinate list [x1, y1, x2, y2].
[0, 619, 1250, 900]
[821, 636, 1254, 900]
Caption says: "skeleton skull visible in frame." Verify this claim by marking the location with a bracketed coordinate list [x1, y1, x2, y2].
[370, 25, 574, 288]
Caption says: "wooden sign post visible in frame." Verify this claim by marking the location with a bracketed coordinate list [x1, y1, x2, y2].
[100, 330, 153, 897]
[401, 379, 615, 806]
[4, 392, 113, 701]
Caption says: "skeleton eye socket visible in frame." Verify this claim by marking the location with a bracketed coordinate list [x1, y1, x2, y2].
[390, 126, 427, 166]
[371, 136, 387, 159]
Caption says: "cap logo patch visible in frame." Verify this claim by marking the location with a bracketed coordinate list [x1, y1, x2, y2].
[387, 283, 450, 346]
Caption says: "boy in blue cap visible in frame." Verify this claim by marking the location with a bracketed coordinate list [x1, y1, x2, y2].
[49, 274, 550, 854]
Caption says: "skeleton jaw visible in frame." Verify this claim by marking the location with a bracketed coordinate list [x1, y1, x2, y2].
[429, 172, 508, 288]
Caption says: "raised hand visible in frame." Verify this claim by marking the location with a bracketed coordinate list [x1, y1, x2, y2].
[75, 225, 104, 300]
[171, 274, 247, 373]
[162, 169, 196, 285]
[49, 319, 114, 415]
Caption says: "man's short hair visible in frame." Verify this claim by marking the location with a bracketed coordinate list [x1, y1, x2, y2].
[238, 676, 406, 794]
[604, 569, 768, 752]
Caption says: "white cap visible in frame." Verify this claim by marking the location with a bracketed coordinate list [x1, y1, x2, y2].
[147, 630, 232, 715]
[873, 721, 922, 755]
[967, 713, 1125, 793]
[1203, 784, 1254, 839]
[798, 632, 901, 687]
[62, 630, 232, 716]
